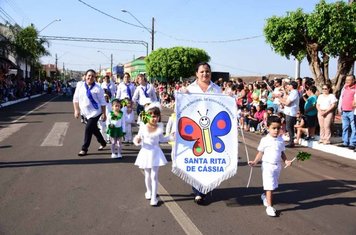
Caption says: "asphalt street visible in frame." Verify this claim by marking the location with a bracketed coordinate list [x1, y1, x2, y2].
[0, 94, 355, 235]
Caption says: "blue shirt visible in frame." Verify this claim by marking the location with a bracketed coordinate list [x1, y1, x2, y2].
[304, 95, 317, 116]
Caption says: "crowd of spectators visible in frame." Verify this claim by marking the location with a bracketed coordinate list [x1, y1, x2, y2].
[0, 74, 75, 104]
[150, 75, 353, 148]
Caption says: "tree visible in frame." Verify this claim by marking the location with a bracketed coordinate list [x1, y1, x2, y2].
[145, 47, 210, 81]
[13, 24, 49, 79]
[264, 0, 355, 95]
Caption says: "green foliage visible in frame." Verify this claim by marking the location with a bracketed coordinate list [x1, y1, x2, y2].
[264, 0, 356, 67]
[14, 25, 49, 63]
[145, 47, 210, 81]
[308, 0, 356, 57]
[264, 8, 308, 61]
[296, 151, 311, 161]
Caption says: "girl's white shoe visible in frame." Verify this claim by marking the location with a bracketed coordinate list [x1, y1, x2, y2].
[111, 153, 118, 158]
[145, 192, 151, 200]
[150, 198, 158, 206]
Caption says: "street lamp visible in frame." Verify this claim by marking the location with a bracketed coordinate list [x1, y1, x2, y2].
[121, 9, 155, 52]
[97, 50, 113, 76]
[39, 19, 61, 33]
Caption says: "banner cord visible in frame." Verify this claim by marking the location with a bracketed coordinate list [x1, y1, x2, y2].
[239, 124, 253, 188]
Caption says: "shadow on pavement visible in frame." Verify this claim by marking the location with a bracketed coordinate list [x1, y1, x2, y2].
[206, 179, 356, 211]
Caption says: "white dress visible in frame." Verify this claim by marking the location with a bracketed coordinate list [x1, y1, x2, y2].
[134, 123, 170, 169]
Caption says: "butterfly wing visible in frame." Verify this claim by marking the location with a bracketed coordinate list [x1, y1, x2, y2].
[210, 111, 232, 153]
[178, 117, 205, 156]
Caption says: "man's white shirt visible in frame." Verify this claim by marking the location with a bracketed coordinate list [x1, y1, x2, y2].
[73, 81, 106, 118]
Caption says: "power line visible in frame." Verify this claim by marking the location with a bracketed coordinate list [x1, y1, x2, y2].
[158, 32, 263, 44]
[4, 0, 31, 24]
[77, 0, 143, 29]
[77, 0, 262, 45]
[0, 7, 17, 25]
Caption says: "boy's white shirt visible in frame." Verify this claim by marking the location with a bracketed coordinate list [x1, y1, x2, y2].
[258, 134, 285, 164]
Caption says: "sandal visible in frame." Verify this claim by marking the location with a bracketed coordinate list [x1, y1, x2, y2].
[78, 150, 87, 156]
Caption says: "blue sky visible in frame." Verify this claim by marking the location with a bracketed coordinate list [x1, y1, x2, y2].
[1, 0, 341, 77]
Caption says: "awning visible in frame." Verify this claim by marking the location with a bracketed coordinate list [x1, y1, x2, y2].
[0, 57, 19, 70]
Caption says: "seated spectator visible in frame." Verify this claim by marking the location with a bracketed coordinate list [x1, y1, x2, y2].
[260, 107, 274, 135]
[248, 104, 265, 132]
[294, 111, 308, 144]
[244, 106, 257, 132]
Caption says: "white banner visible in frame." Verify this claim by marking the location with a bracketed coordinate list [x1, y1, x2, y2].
[173, 93, 238, 194]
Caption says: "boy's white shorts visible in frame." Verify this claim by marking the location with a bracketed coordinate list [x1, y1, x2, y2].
[262, 162, 282, 191]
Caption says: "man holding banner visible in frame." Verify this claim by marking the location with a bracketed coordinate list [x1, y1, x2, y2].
[173, 62, 238, 204]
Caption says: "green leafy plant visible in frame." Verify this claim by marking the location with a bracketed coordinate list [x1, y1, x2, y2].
[139, 111, 152, 124]
[285, 151, 311, 168]
[295, 151, 311, 161]
[120, 99, 129, 107]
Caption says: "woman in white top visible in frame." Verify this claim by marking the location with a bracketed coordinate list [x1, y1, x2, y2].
[185, 62, 221, 204]
[316, 84, 338, 144]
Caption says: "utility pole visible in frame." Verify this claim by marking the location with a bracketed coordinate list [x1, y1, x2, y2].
[111, 53, 113, 76]
[151, 17, 155, 51]
[55, 53, 58, 80]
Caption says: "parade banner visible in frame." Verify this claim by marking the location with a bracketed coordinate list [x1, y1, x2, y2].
[173, 93, 238, 194]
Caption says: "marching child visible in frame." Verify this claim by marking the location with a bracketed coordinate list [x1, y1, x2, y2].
[165, 106, 176, 167]
[98, 91, 111, 143]
[107, 98, 126, 158]
[122, 98, 135, 143]
[248, 115, 292, 217]
[133, 102, 173, 206]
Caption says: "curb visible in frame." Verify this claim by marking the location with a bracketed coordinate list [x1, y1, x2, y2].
[0, 94, 43, 108]
[299, 137, 356, 160]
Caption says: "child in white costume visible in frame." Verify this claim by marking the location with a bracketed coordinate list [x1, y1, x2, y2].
[107, 99, 126, 158]
[121, 99, 135, 143]
[98, 93, 111, 143]
[133, 102, 173, 206]
[165, 109, 176, 167]
[249, 115, 292, 217]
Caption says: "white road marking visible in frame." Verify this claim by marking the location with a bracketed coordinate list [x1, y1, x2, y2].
[158, 183, 203, 235]
[41, 122, 69, 146]
[140, 171, 202, 235]
[10, 96, 58, 124]
[0, 123, 28, 142]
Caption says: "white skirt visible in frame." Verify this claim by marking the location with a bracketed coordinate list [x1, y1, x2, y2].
[134, 145, 167, 169]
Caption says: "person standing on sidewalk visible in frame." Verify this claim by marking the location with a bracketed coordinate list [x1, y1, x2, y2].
[316, 84, 338, 145]
[303, 85, 318, 140]
[280, 81, 299, 147]
[73, 69, 107, 156]
[338, 75, 356, 149]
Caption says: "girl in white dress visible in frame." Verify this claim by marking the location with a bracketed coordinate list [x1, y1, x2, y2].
[133, 102, 172, 206]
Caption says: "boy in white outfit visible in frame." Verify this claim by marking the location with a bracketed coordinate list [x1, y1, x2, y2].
[249, 115, 292, 217]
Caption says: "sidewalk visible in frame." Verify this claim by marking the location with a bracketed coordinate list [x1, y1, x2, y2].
[298, 136, 356, 160]
[0, 94, 43, 108]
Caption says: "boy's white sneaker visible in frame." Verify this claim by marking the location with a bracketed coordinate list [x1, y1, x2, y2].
[116, 152, 122, 159]
[266, 206, 276, 217]
[261, 193, 268, 207]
